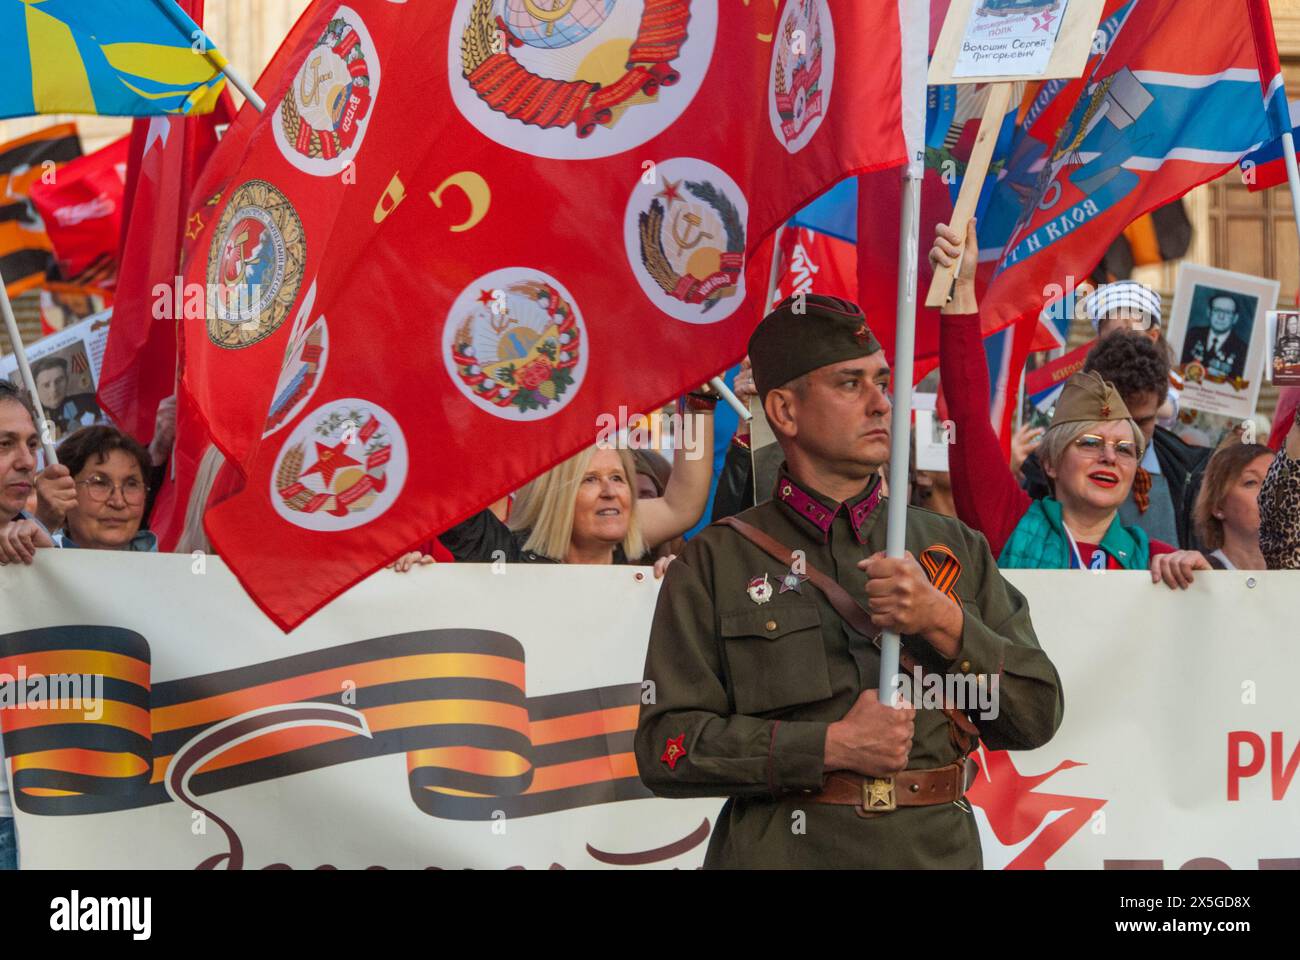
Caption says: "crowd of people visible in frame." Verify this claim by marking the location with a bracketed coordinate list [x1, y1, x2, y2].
[2, 219, 1300, 868]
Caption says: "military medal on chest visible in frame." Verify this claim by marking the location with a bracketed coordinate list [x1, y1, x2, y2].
[746, 573, 773, 605]
[779, 561, 809, 594]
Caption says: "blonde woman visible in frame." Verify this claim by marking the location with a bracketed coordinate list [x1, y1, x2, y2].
[429, 399, 715, 575]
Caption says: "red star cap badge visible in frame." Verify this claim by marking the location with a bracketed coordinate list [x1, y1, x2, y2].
[853, 321, 872, 343]
[661, 734, 687, 770]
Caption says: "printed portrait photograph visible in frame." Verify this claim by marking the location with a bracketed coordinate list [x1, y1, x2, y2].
[1272, 310, 1300, 385]
[7, 341, 104, 442]
[1178, 285, 1257, 382]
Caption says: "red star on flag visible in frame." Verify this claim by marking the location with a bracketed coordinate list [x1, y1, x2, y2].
[476, 288, 496, 306]
[656, 179, 683, 205]
[661, 733, 687, 770]
[185, 212, 204, 241]
[300, 440, 361, 487]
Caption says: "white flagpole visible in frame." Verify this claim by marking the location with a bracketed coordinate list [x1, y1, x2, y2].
[148, 0, 267, 112]
[709, 376, 750, 422]
[209, 51, 266, 113]
[879, 0, 930, 703]
[1279, 128, 1300, 256]
[711, 228, 786, 425]
[0, 277, 58, 464]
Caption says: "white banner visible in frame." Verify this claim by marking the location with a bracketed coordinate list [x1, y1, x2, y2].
[1, 554, 1296, 869]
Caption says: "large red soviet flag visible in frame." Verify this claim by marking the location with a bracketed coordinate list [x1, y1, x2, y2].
[181, 0, 912, 628]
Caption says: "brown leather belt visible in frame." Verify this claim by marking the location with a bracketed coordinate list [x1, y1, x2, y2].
[807, 758, 978, 818]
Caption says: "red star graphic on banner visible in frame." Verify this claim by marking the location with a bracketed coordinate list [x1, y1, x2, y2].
[1032, 10, 1057, 32]
[300, 440, 361, 487]
[476, 288, 496, 306]
[657, 178, 683, 205]
[661, 734, 687, 770]
[185, 212, 204, 240]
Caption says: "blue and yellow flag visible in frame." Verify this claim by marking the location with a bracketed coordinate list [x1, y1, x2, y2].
[0, 0, 229, 118]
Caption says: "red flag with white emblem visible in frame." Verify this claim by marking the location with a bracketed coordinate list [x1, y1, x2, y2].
[181, 0, 912, 628]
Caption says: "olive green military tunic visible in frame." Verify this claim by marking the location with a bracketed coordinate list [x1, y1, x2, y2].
[634, 469, 1064, 869]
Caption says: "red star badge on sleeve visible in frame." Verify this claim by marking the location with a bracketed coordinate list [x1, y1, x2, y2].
[661, 734, 687, 770]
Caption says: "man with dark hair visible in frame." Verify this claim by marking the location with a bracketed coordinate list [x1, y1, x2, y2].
[30, 355, 99, 439]
[0, 381, 54, 560]
[1022, 331, 1211, 548]
[0, 380, 73, 871]
[1180, 294, 1251, 381]
[635, 293, 1062, 868]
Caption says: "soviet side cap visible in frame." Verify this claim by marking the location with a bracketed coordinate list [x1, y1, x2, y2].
[1051, 371, 1140, 442]
[748, 294, 881, 399]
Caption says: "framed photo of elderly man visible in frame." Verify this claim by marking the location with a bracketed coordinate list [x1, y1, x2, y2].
[1166, 264, 1279, 422]
[1269, 310, 1300, 386]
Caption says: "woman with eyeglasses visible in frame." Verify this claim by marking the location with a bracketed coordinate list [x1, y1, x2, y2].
[40, 426, 157, 552]
[931, 222, 1210, 587]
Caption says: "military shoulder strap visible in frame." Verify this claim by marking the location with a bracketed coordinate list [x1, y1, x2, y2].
[716, 515, 979, 751]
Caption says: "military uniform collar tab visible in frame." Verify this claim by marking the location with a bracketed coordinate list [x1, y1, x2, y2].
[774, 469, 882, 544]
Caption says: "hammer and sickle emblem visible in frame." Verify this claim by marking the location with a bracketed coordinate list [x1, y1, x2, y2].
[223, 229, 251, 285]
[671, 210, 713, 254]
[522, 0, 576, 36]
[299, 53, 334, 108]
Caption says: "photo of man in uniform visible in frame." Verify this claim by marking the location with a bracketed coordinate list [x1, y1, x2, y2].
[1274, 312, 1300, 385]
[28, 353, 100, 440]
[1180, 290, 1252, 381]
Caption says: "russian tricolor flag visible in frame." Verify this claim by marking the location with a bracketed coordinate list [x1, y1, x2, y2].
[1241, 0, 1298, 192]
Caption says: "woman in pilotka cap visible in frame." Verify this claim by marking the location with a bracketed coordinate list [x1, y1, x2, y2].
[932, 221, 1210, 587]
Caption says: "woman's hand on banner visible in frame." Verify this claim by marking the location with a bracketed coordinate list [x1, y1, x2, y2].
[1150, 550, 1211, 590]
[388, 552, 435, 573]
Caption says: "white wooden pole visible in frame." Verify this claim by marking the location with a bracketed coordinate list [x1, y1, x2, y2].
[0, 279, 58, 464]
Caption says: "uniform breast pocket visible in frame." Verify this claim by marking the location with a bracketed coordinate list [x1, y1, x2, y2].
[721, 603, 832, 715]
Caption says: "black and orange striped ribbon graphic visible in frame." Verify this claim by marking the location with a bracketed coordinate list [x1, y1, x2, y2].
[0, 626, 651, 820]
[919, 544, 963, 608]
[0, 123, 82, 297]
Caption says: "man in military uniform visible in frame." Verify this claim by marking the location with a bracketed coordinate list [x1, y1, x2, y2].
[1181, 294, 1250, 381]
[634, 293, 1063, 869]
[1276, 313, 1300, 368]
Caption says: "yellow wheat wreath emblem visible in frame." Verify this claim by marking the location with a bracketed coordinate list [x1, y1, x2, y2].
[459, 0, 691, 138]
